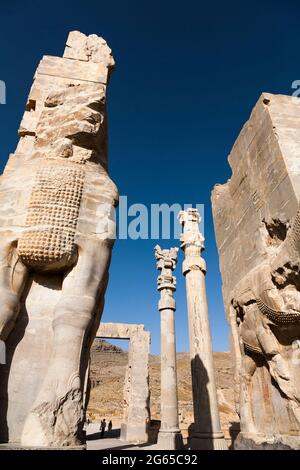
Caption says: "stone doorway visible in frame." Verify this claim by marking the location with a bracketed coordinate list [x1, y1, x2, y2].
[87, 323, 151, 444]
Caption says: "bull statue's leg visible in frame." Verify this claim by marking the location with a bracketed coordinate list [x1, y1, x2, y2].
[21, 236, 112, 447]
[0, 236, 28, 341]
[257, 323, 292, 388]
[256, 321, 300, 424]
[239, 354, 257, 435]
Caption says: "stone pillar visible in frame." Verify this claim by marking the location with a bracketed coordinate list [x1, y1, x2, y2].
[121, 362, 131, 440]
[155, 245, 183, 450]
[178, 209, 227, 450]
[121, 331, 151, 443]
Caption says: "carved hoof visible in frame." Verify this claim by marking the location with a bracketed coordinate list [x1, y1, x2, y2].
[21, 386, 84, 448]
[21, 413, 49, 447]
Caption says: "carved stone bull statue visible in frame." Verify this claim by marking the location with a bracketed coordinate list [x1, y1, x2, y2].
[0, 31, 118, 448]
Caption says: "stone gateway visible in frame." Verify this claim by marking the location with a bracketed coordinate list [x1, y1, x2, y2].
[96, 322, 151, 444]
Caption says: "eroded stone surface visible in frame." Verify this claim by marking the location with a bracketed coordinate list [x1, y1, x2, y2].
[0, 31, 118, 447]
[212, 93, 300, 449]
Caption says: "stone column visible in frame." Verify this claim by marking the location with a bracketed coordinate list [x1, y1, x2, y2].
[178, 209, 228, 450]
[155, 245, 183, 450]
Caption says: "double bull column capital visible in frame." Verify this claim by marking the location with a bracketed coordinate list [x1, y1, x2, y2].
[178, 209, 228, 450]
[155, 245, 183, 450]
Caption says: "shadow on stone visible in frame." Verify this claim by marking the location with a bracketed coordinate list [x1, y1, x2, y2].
[187, 354, 214, 450]
[228, 422, 240, 450]
[147, 419, 160, 444]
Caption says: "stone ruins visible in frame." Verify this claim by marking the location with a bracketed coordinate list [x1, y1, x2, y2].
[0, 31, 118, 447]
[212, 93, 300, 449]
[2, 29, 300, 452]
[179, 209, 227, 450]
[155, 246, 183, 450]
[96, 322, 150, 444]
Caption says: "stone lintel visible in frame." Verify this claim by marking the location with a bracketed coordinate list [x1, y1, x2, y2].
[96, 322, 147, 340]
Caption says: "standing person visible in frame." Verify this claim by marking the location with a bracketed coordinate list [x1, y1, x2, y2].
[108, 420, 112, 434]
[100, 419, 106, 438]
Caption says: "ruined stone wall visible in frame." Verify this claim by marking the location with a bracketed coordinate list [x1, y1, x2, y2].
[212, 93, 300, 449]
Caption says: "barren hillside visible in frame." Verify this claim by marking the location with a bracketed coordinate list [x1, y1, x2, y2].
[87, 339, 239, 441]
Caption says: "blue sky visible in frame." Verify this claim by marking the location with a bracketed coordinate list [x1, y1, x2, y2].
[0, 0, 299, 353]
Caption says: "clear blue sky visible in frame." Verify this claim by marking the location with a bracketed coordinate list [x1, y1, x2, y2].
[0, 0, 299, 354]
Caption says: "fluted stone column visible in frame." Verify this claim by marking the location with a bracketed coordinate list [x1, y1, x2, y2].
[155, 245, 183, 450]
[178, 209, 228, 450]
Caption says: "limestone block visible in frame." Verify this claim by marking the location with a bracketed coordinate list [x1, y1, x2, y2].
[19, 111, 38, 137]
[64, 31, 90, 61]
[36, 56, 108, 84]
[64, 31, 115, 69]
[15, 135, 35, 155]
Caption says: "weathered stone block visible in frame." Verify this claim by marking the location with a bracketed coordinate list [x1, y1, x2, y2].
[36, 56, 108, 84]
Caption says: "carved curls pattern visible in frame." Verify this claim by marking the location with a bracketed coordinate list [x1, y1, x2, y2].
[18, 161, 84, 268]
[256, 297, 300, 324]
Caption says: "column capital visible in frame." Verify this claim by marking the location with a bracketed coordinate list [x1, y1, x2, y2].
[178, 208, 205, 251]
[154, 245, 178, 271]
[157, 273, 176, 291]
[154, 245, 178, 290]
[155, 245, 178, 311]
